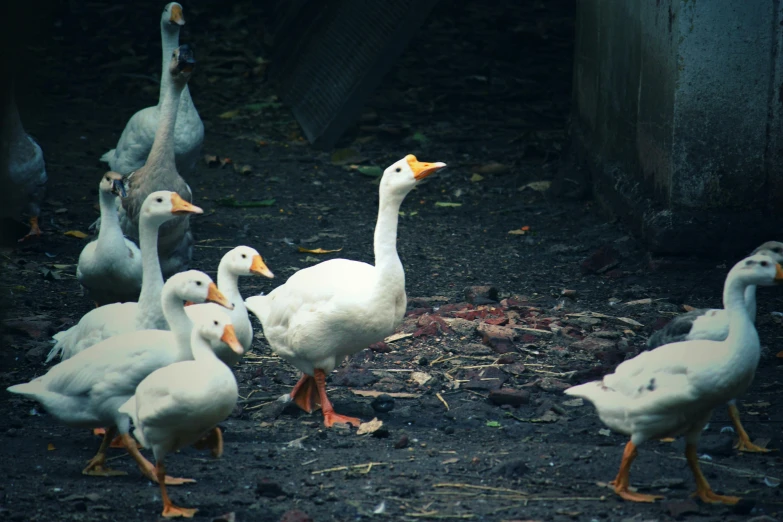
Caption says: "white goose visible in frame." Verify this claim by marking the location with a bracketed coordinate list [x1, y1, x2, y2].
[565, 253, 783, 505]
[647, 241, 783, 453]
[117, 44, 198, 280]
[3, 81, 47, 241]
[8, 270, 232, 484]
[120, 304, 242, 518]
[246, 155, 446, 427]
[46, 191, 202, 363]
[101, 2, 203, 175]
[186, 246, 274, 366]
[76, 172, 142, 306]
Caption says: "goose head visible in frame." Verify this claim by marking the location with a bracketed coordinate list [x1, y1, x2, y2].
[99, 171, 127, 198]
[752, 241, 783, 264]
[730, 253, 783, 287]
[381, 155, 447, 198]
[161, 2, 185, 30]
[188, 303, 245, 357]
[168, 45, 196, 86]
[167, 270, 234, 310]
[140, 190, 203, 227]
[222, 246, 275, 279]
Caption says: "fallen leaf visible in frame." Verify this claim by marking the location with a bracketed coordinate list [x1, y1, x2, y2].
[441, 458, 460, 465]
[474, 162, 509, 175]
[47, 443, 56, 451]
[351, 390, 420, 398]
[562, 398, 583, 407]
[351, 165, 383, 177]
[486, 421, 501, 428]
[520, 180, 551, 192]
[296, 247, 342, 254]
[64, 230, 88, 239]
[624, 298, 652, 306]
[411, 131, 429, 145]
[215, 197, 276, 208]
[383, 332, 413, 343]
[357, 417, 384, 435]
[331, 148, 364, 165]
[531, 410, 558, 423]
[508, 225, 531, 235]
[410, 371, 434, 386]
[219, 109, 240, 119]
[470, 173, 484, 182]
[435, 202, 462, 208]
[598, 428, 612, 436]
[204, 154, 219, 166]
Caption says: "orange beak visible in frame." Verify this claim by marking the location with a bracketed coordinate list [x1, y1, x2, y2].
[206, 283, 234, 310]
[169, 3, 185, 25]
[221, 324, 244, 355]
[405, 154, 447, 180]
[776, 263, 783, 283]
[170, 193, 203, 215]
[250, 255, 274, 278]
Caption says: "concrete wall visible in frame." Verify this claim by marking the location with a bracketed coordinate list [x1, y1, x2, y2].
[571, 0, 783, 255]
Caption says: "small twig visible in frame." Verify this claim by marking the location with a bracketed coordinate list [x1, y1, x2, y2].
[436, 392, 450, 411]
[311, 461, 387, 475]
[407, 514, 475, 520]
[658, 452, 779, 480]
[237, 394, 280, 405]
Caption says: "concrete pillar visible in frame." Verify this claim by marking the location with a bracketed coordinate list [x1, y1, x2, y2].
[571, 0, 782, 255]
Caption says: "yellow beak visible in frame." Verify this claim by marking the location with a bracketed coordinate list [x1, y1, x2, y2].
[405, 154, 447, 180]
[775, 263, 783, 283]
[220, 324, 244, 355]
[206, 283, 234, 310]
[250, 255, 275, 278]
[170, 4, 185, 25]
[170, 193, 203, 215]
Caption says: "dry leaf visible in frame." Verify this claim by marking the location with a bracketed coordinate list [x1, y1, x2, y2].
[357, 417, 384, 435]
[204, 154, 219, 166]
[624, 298, 652, 306]
[219, 110, 240, 119]
[47, 443, 56, 451]
[470, 173, 484, 182]
[508, 225, 531, 235]
[383, 332, 413, 343]
[351, 390, 421, 398]
[64, 230, 88, 239]
[297, 247, 342, 254]
[474, 162, 509, 174]
[233, 164, 253, 175]
[441, 458, 460, 465]
[410, 371, 434, 386]
[520, 180, 551, 192]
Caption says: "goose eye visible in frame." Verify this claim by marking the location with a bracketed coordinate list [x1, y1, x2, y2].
[214, 320, 218, 326]
[395, 167, 401, 173]
[775, 247, 782, 253]
[761, 260, 769, 267]
[241, 254, 247, 259]
[196, 281, 202, 286]
[156, 197, 163, 203]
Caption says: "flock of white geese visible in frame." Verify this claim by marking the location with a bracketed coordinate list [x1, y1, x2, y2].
[5, 2, 783, 518]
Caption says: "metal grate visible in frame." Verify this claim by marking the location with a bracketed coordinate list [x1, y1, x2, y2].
[269, 0, 440, 149]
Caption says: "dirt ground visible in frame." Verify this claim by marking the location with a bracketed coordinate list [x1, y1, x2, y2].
[3, 1, 783, 521]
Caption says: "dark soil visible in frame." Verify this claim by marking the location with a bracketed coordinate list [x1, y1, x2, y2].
[3, 1, 783, 521]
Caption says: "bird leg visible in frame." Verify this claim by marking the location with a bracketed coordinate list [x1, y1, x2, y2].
[313, 369, 361, 428]
[18, 216, 41, 242]
[686, 443, 740, 504]
[290, 373, 318, 413]
[82, 426, 127, 476]
[156, 460, 198, 518]
[609, 441, 664, 502]
[192, 427, 224, 458]
[728, 403, 773, 453]
[93, 427, 139, 449]
[121, 434, 195, 486]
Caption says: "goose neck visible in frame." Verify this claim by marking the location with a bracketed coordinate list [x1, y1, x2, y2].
[146, 72, 183, 170]
[135, 214, 165, 323]
[190, 330, 221, 363]
[159, 26, 180, 105]
[96, 190, 122, 242]
[161, 284, 193, 354]
[744, 284, 758, 323]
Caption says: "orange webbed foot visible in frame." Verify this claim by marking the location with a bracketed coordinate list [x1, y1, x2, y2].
[324, 412, 362, 428]
[162, 504, 198, 518]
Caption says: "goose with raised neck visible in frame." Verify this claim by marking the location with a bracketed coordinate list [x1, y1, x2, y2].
[565, 253, 783, 505]
[644, 240, 783, 453]
[7, 270, 234, 483]
[118, 45, 198, 280]
[245, 155, 446, 428]
[46, 191, 203, 363]
[186, 246, 275, 365]
[101, 2, 203, 175]
[76, 172, 142, 305]
[119, 304, 241, 518]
